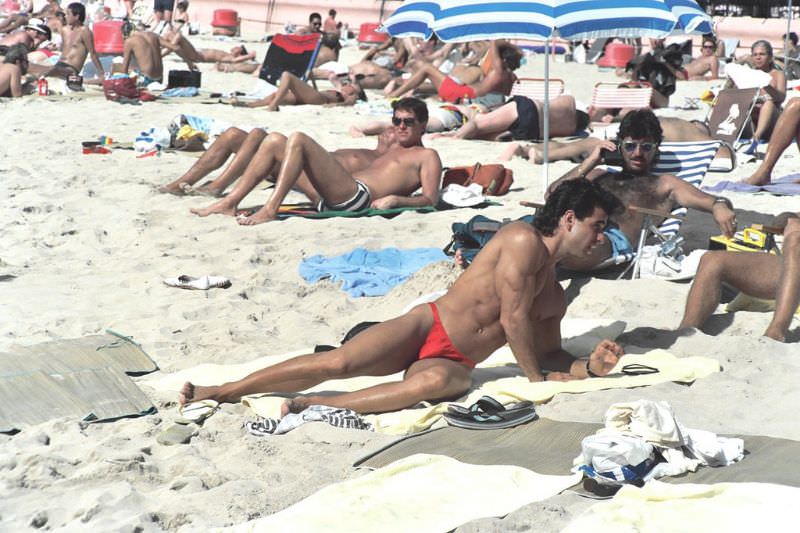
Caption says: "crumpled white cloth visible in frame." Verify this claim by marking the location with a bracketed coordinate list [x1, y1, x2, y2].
[588, 400, 744, 480]
[248, 405, 373, 436]
[638, 248, 707, 282]
[440, 183, 486, 207]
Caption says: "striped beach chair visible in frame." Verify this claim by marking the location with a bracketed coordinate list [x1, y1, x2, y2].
[599, 140, 723, 277]
[509, 78, 565, 101]
[590, 82, 653, 112]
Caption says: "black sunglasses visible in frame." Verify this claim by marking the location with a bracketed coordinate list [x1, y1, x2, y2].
[621, 141, 656, 153]
[392, 116, 417, 127]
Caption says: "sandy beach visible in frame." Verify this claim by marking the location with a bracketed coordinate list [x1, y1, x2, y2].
[1, 32, 799, 531]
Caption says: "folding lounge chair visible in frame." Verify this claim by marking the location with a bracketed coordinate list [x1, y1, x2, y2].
[706, 87, 760, 146]
[598, 140, 723, 278]
[259, 33, 322, 86]
[590, 82, 653, 113]
[509, 77, 565, 101]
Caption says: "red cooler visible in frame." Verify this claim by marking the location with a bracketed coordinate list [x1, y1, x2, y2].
[93, 20, 124, 55]
[212, 9, 238, 28]
[358, 23, 388, 46]
[596, 42, 635, 68]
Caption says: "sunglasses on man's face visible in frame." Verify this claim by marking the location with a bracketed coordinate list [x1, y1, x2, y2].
[392, 116, 417, 127]
[702, 44, 715, 49]
[621, 141, 656, 153]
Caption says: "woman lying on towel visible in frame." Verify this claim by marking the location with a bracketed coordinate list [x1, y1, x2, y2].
[232, 70, 366, 111]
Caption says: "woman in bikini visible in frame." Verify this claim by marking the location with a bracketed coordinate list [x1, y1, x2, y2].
[234, 70, 365, 111]
[743, 40, 786, 146]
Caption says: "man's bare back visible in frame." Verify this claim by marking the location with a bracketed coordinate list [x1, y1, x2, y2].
[123, 32, 164, 81]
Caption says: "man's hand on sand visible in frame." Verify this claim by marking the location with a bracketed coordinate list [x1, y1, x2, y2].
[371, 196, 398, 210]
[588, 339, 624, 377]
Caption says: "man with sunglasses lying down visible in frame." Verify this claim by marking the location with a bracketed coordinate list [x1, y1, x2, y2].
[545, 109, 737, 271]
[195, 97, 442, 226]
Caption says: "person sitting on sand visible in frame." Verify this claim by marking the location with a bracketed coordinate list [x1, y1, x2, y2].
[192, 97, 441, 225]
[120, 24, 165, 85]
[745, 97, 800, 186]
[675, 36, 720, 80]
[160, 27, 255, 70]
[680, 212, 799, 343]
[179, 178, 625, 415]
[735, 40, 786, 146]
[233, 70, 365, 111]
[29, 3, 104, 80]
[546, 109, 737, 271]
[431, 95, 589, 142]
[386, 39, 520, 106]
[500, 116, 731, 164]
[161, 126, 397, 199]
[0, 19, 49, 53]
[0, 44, 30, 97]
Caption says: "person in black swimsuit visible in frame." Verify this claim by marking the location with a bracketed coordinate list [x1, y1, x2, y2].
[233, 70, 365, 111]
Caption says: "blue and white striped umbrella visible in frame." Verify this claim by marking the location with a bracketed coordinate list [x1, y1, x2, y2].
[380, 1, 441, 40]
[381, 0, 712, 42]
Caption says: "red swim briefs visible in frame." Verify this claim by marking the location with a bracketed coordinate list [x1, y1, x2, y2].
[438, 76, 477, 104]
[417, 303, 476, 368]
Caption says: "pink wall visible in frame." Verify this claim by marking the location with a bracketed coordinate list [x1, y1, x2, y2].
[186, 0, 402, 36]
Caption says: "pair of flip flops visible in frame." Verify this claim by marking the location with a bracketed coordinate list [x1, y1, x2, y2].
[444, 396, 537, 430]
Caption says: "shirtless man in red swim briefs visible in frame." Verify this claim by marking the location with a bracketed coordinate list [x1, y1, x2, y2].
[179, 179, 625, 415]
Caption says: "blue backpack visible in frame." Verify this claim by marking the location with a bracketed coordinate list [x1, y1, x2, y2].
[443, 214, 535, 266]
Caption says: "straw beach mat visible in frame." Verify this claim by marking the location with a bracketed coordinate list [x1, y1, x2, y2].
[0, 331, 158, 433]
[355, 418, 800, 488]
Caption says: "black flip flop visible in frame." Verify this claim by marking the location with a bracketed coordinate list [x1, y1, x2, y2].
[444, 395, 537, 430]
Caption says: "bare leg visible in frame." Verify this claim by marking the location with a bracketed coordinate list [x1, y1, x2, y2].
[752, 99, 779, 142]
[215, 62, 259, 74]
[530, 138, 603, 164]
[765, 219, 800, 341]
[238, 132, 359, 225]
[387, 63, 447, 99]
[196, 129, 268, 195]
[159, 128, 248, 194]
[679, 251, 783, 330]
[455, 102, 519, 140]
[266, 71, 327, 111]
[497, 142, 527, 161]
[190, 133, 290, 217]
[746, 98, 800, 185]
[180, 306, 471, 414]
[350, 120, 390, 137]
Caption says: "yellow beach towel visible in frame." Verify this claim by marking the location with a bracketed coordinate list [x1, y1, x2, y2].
[227, 453, 581, 533]
[563, 480, 800, 532]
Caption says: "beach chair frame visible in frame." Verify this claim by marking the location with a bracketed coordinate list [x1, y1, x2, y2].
[590, 82, 653, 111]
[259, 33, 322, 88]
[509, 78, 565, 101]
[705, 87, 760, 146]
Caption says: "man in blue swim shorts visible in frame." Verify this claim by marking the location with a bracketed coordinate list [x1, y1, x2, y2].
[545, 109, 737, 271]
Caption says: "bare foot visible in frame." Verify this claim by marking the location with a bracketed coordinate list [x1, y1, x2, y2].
[349, 125, 365, 137]
[179, 381, 221, 405]
[763, 326, 786, 342]
[529, 146, 543, 164]
[158, 182, 188, 195]
[744, 171, 772, 186]
[190, 200, 237, 217]
[237, 208, 277, 225]
[266, 104, 279, 112]
[280, 397, 309, 416]
[497, 142, 523, 162]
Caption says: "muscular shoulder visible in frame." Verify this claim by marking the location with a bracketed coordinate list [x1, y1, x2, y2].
[493, 223, 547, 267]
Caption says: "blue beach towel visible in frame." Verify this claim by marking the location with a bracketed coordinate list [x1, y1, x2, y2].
[299, 247, 448, 297]
[702, 174, 800, 195]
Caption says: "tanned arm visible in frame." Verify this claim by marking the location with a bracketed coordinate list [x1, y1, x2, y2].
[84, 28, 104, 78]
[547, 140, 615, 198]
[666, 174, 736, 237]
[372, 148, 442, 209]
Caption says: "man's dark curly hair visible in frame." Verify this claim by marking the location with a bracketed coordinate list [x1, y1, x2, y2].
[618, 109, 663, 144]
[533, 178, 623, 236]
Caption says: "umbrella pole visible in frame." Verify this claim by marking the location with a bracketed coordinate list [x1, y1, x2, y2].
[786, 0, 793, 71]
[543, 39, 550, 189]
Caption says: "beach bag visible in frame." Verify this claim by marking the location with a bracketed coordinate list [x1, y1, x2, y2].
[576, 434, 658, 489]
[167, 69, 202, 88]
[102, 77, 139, 101]
[444, 214, 535, 266]
[625, 52, 676, 97]
[442, 163, 514, 196]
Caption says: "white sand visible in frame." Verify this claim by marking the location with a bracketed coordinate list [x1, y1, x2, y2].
[1, 35, 798, 531]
